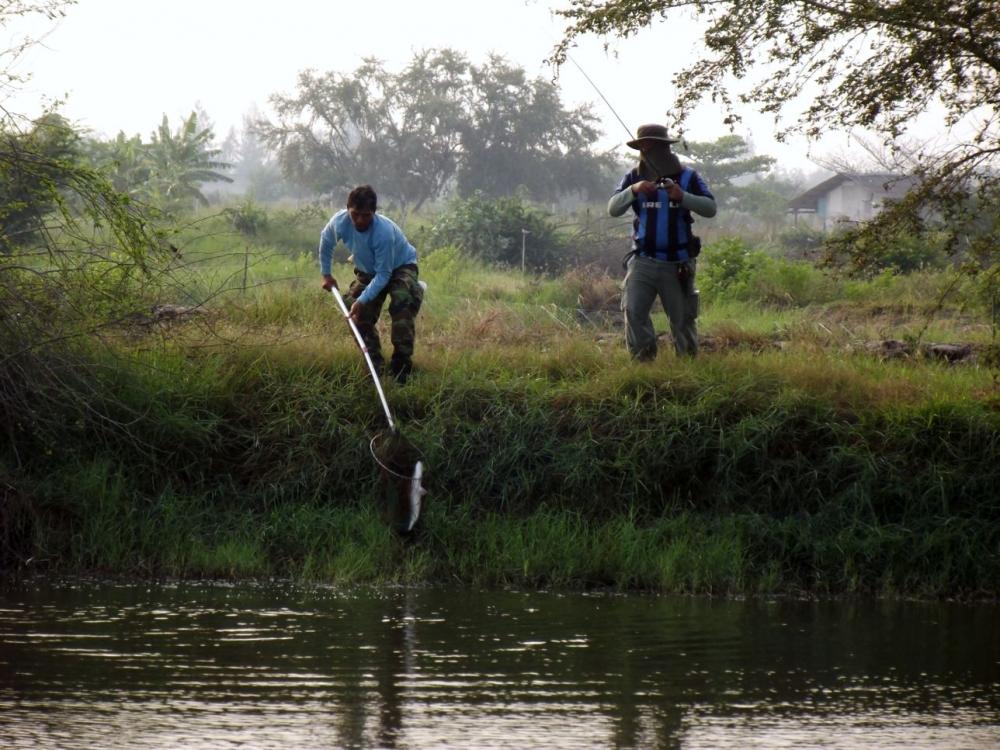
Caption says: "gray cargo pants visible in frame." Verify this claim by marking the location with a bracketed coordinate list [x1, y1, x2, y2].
[622, 254, 699, 359]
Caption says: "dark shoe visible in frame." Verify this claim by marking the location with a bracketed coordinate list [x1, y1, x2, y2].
[389, 359, 413, 385]
[632, 346, 657, 362]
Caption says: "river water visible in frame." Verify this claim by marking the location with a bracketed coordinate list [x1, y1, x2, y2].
[0, 582, 997, 749]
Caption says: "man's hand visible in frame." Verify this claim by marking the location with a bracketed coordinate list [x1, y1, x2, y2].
[665, 181, 684, 203]
[322, 274, 337, 291]
[631, 180, 658, 196]
[349, 300, 363, 322]
[632, 180, 684, 202]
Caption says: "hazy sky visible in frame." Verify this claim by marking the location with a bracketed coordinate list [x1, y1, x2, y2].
[6, 0, 857, 175]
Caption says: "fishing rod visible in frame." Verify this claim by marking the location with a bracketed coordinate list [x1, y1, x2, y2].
[329, 284, 394, 432]
[567, 54, 680, 190]
[566, 54, 634, 141]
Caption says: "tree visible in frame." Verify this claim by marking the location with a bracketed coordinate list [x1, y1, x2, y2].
[258, 49, 616, 215]
[86, 131, 150, 198]
[220, 109, 293, 202]
[258, 50, 469, 219]
[0, 1, 75, 97]
[0, 111, 81, 252]
[0, 0, 190, 493]
[551, 1, 1000, 276]
[0, 3, 82, 253]
[683, 135, 774, 191]
[425, 191, 569, 271]
[86, 113, 232, 213]
[552, 2, 998, 144]
[145, 112, 232, 212]
[728, 176, 803, 240]
[1, 106, 166, 468]
[390, 49, 471, 212]
[457, 54, 616, 200]
[680, 134, 787, 236]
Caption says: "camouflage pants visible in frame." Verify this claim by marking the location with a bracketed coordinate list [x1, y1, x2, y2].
[345, 264, 423, 373]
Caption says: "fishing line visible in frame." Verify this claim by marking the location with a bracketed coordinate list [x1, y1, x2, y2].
[567, 54, 689, 155]
[566, 54, 634, 140]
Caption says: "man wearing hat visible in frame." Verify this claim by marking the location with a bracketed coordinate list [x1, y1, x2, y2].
[608, 124, 716, 359]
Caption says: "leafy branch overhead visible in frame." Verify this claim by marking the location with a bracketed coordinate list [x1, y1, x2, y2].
[552, 1, 998, 144]
[0, 1, 77, 94]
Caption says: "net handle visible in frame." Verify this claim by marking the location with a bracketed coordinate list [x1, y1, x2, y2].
[329, 286, 395, 432]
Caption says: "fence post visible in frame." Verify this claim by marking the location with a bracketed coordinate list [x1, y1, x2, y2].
[243, 245, 250, 292]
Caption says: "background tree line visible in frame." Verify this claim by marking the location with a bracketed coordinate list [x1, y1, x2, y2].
[1, 37, 797, 278]
[9, 48, 646, 223]
[254, 49, 620, 219]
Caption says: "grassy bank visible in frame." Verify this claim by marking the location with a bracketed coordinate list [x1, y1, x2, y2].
[3, 227, 998, 597]
[4, 318, 997, 597]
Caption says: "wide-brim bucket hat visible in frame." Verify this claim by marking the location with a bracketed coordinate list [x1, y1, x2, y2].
[627, 123, 680, 149]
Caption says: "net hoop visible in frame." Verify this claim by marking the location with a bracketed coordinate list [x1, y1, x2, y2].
[369, 431, 426, 481]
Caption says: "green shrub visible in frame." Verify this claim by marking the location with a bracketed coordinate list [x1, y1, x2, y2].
[421, 243, 464, 275]
[826, 227, 953, 276]
[223, 199, 269, 238]
[700, 237, 842, 306]
[258, 203, 334, 258]
[425, 192, 567, 271]
[879, 231, 951, 273]
[699, 236, 766, 298]
[841, 267, 973, 310]
[748, 257, 840, 306]
[776, 224, 825, 258]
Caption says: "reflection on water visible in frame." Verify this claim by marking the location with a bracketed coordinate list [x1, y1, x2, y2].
[0, 583, 997, 749]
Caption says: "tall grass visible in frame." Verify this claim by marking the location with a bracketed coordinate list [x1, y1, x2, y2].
[3, 226, 997, 597]
[5, 328, 997, 597]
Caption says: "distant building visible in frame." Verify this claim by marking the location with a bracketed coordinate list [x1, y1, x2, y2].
[787, 172, 918, 230]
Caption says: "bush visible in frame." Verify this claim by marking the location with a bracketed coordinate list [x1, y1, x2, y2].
[698, 237, 766, 298]
[259, 203, 334, 258]
[223, 199, 269, 238]
[878, 231, 951, 273]
[420, 244, 472, 286]
[748, 258, 840, 306]
[425, 192, 568, 271]
[558, 264, 622, 311]
[1, 113, 83, 254]
[826, 227, 953, 276]
[776, 224, 825, 259]
[700, 236, 840, 306]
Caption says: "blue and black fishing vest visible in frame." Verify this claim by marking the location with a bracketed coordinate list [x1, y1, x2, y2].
[617, 167, 710, 262]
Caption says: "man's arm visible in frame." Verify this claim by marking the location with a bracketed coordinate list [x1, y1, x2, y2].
[681, 192, 717, 218]
[682, 171, 717, 218]
[319, 218, 339, 289]
[608, 187, 635, 217]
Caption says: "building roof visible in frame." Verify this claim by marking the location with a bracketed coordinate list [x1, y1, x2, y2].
[787, 172, 918, 211]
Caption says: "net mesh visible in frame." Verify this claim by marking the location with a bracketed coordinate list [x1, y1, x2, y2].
[370, 430, 423, 481]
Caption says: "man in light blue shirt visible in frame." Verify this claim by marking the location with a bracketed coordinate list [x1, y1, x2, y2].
[320, 185, 423, 383]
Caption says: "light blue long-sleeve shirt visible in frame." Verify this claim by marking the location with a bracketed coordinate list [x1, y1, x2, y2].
[318, 210, 418, 304]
